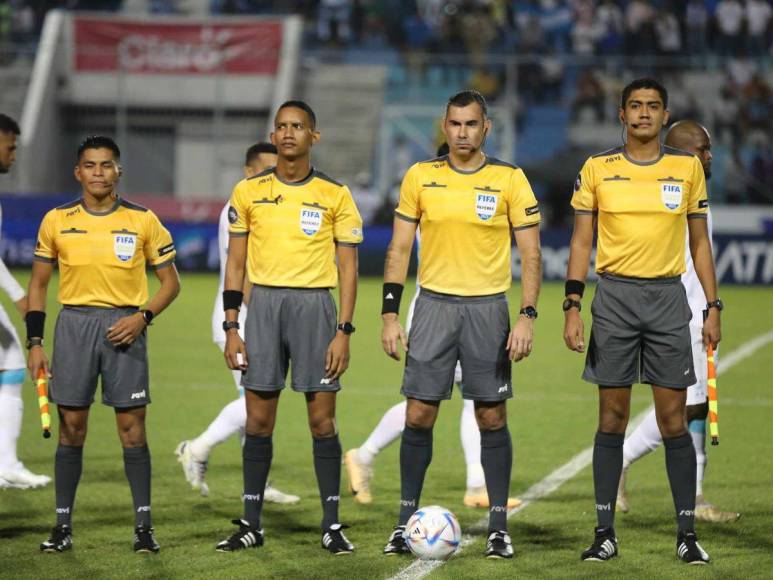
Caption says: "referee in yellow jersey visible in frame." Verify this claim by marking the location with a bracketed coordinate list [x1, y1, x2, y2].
[380, 90, 542, 560]
[216, 101, 362, 555]
[563, 79, 720, 565]
[27, 136, 180, 554]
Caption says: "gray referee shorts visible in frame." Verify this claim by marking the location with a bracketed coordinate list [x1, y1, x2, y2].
[402, 289, 512, 402]
[583, 273, 696, 388]
[242, 285, 339, 393]
[50, 306, 150, 408]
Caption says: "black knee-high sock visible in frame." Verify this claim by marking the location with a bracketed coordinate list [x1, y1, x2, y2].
[313, 434, 342, 530]
[123, 445, 152, 527]
[593, 431, 624, 529]
[398, 426, 433, 526]
[664, 433, 697, 533]
[243, 434, 272, 530]
[480, 426, 512, 532]
[55, 444, 83, 527]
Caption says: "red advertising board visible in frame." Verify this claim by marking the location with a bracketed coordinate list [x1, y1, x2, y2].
[74, 17, 282, 75]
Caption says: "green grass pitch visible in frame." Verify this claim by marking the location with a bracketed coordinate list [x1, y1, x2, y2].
[1, 273, 772, 579]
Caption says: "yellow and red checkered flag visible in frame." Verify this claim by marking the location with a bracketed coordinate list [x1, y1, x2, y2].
[36, 369, 52, 439]
[707, 344, 719, 446]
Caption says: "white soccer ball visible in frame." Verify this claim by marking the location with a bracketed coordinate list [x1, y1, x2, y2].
[405, 505, 462, 560]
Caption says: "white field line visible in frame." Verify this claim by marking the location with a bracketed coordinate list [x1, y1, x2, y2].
[387, 330, 773, 580]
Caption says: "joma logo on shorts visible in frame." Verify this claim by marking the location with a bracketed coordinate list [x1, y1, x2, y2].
[320, 378, 333, 385]
[596, 503, 612, 511]
[243, 494, 261, 502]
[498, 384, 509, 393]
[131, 390, 146, 400]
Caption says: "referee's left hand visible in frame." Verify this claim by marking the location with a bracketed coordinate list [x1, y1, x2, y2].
[107, 312, 146, 346]
[702, 309, 721, 350]
[507, 316, 534, 362]
[325, 333, 350, 380]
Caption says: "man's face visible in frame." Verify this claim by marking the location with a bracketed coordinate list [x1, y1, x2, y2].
[270, 107, 319, 160]
[244, 152, 278, 178]
[620, 88, 669, 141]
[687, 130, 713, 179]
[74, 147, 120, 197]
[0, 131, 18, 174]
[442, 103, 490, 157]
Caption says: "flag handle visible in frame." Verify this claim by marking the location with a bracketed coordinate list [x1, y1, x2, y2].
[36, 369, 52, 439]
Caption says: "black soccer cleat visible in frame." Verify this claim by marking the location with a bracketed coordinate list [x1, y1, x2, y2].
[215, 519, 264, 552]
[321, 523, 354, 555]
[40, 524, 73, 553]
[485, 530, 514, 559]
[677, 531, 710, 565]
[383, 525, 410, 555]
[134, 525, 160, 553]
[581, 526, 618, 562]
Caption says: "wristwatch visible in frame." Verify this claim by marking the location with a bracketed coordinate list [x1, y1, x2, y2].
[706, 299, 723, 312]
[519, 306, 538, 320]
[222, 320, 240, 332]
[141, 309, 154, 326]
[26, 337, 43, 350]
[337, 322, 356, 335]
[562, 298, 582, 312]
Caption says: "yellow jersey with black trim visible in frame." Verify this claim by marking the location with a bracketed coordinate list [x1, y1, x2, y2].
[396, 155, 541, 296]
[228, 167, 363, 288]
[571, 145, 708, 279]
[33, 197, 176, 307]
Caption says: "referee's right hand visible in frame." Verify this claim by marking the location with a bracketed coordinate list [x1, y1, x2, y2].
[224, 332, 248, 371]
[381, 314, 408, 361]
[563, 309, 585, 353]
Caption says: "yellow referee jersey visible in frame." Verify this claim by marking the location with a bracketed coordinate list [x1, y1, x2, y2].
[228, 168, 363, 288]
[396, 155, 541, 296]
[33, 197, 176, 307]
[571, 145, 708, 278]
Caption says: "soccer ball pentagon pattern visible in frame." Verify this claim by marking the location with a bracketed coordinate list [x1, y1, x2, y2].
[405, 505, 462, 560]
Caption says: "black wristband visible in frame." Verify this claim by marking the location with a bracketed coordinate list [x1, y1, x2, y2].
[381, 283, 404, 315]
[26, 310, 46, 340]
[565, 279, 585, 298]
[223, 290, 244, 311]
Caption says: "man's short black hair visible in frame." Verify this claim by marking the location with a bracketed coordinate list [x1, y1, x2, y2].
[0, 114, 20, 135]
[446, 90, 488, 118]
[621, 78, 669, 110]
[245, 142, 277, 165]
[77, 135, 120, 161]
[277, 100, 316, 129]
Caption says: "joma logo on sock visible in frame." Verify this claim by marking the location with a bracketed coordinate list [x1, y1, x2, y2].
[242, 494, 261, 502]
[56, 507, 70, 514]
[400, 499, 416, 507]
[325, 495, 340, 502]
[490, 506, 508, 512]
[136, 506, 151, 512]
[679, 509, 695, 516]
[596, 503, 612, 511]
[130, 390, 146, 400]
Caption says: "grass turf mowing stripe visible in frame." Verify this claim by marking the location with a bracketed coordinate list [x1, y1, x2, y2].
[389, 329, 773, 580]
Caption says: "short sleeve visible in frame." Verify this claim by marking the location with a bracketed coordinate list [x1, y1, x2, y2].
[227, 180, 250, 237]
[332, 185, 364, 246]
[687, 156, 708, 219]
[507, 168, 541, 230]
[395, 164, 420, 223]
[144, 211, 176, 268]
[570, 158, 597, 213]
[33, 211, 57, 263]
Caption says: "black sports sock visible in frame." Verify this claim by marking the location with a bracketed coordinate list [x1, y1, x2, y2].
[592, 431, 624, 529]
[123, 445, 152, 527]
[55, 444, 83, 527]
[664, 433, 697, 532]
[398, 426, 433, 526]
[480, 426, 512, 532]
[313, 434, 342, 530]
[243, 434, 272, 530]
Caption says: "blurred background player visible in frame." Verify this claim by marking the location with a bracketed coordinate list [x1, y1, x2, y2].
[28, 136, 181, 553]
[617, 121, 739, 523]
[344, 142, 521, 511]
[0, 113, 50, 490]
[175, 142, 299, 504]
[215, 101, 362, 555]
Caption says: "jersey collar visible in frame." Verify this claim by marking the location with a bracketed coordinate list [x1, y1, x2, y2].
[273, 166, 316, 186]
[80, 195, 121, 216]
[622, 145, 664, 166]
[447, 155, 488, 175]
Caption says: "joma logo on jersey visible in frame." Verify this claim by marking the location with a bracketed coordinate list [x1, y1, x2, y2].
[661, 183, 682, 210]
[66, 207, 81, 217]
[476, 193, 497, 221]
[605, 155, 622, 163]
[114, 234, 137, 262]
[300, 209, 322, 236]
